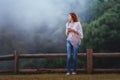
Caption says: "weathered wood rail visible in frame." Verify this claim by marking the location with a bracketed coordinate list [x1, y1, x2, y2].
[0, 49, 120, 74]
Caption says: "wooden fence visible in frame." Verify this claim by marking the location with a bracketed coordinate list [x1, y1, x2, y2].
[0, 49, 120, 74]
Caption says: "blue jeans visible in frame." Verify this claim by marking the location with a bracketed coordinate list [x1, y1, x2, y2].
[66, 40, 80, 73]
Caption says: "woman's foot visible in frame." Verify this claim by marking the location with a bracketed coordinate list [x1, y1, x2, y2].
[66, 72, 70, 75]
[72, 72, 77, 75]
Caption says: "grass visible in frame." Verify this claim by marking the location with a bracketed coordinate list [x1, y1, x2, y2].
[0, 73, 120, 80]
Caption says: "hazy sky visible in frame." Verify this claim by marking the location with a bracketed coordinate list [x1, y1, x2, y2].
[0, 0, 88, 30]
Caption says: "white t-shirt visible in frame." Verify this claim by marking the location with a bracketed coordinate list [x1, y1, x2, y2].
[66, 22, 83, 47]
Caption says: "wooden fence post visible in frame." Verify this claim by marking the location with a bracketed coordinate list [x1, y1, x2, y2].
[87, 49, 93, 74]
[14, 50, 19, 74]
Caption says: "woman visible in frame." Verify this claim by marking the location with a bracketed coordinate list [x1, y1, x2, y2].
[66, 12, 83, 75]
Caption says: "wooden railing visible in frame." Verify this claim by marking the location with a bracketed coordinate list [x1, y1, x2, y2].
[0, 49, 120, 74]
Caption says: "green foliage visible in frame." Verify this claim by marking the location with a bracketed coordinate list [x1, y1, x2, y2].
[82, 0, 120, 52]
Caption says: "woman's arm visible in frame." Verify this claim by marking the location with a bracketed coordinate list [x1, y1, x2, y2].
[66, 29, 69, 36]
[65, 22, 70, 36]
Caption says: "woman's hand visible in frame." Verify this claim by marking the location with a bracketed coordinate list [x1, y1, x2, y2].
[66, 28, 72, 36]
[67, 28, 79, 35]
[68, 28, 72, 32]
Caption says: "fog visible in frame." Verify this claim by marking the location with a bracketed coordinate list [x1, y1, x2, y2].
[0, 0, 90, 53]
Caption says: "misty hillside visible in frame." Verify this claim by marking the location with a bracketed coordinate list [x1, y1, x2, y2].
[0, 0, 90, 54]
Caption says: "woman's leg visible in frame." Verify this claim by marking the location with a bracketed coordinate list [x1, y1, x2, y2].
[66, 40, 73, 73]
[73, 44, 80, 73]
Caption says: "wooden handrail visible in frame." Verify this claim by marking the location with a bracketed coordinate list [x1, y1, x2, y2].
[93, 53, 120, 58]
[19, 53, 86, 58]
[0, 54, 14, 61]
